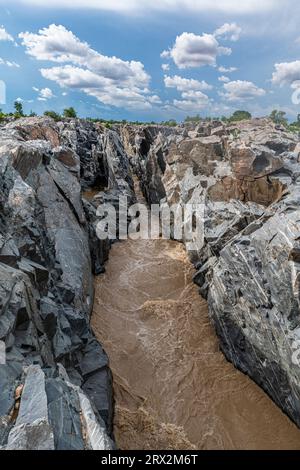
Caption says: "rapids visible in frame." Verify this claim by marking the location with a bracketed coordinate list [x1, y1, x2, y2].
[91, 182, 300, 450]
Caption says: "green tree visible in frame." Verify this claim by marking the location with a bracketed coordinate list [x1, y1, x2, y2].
[185, 114, 201, 123]
[63, 107, 77, 118]
[44, 110, 61, 121]
[14, 101, 24, 117]
[229, 110, 252, 122]
[29, 110, 37, 117]
[269, 109, 288, 126]
[161, 119, 177, 127]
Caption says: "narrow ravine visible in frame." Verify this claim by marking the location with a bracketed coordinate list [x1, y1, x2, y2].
[91, 182, 300, 450]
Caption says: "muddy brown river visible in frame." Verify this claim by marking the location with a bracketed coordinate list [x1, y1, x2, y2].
[91, 186, 300, 450]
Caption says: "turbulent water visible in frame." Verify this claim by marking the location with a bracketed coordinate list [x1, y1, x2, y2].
[91, 184, 300, 450]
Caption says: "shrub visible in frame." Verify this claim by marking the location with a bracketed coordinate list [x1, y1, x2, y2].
[184, 114, 201, 123]
[44, 110, 61, 121]
[269, 109, 288, 127]
[63, 107, 77, 119]
[161, 119, 177, 127]
[229, 110, 252, 122]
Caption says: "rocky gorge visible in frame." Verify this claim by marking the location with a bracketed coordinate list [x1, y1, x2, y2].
[0, 116, 300, 449]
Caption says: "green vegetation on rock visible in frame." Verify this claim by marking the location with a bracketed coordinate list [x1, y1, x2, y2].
[63, 107, 77, 118]
[44, 110, 62, 121]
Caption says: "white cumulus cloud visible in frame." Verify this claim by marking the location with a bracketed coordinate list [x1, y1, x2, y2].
[220, 80, 266, 101]
[0, 26, 14, 42]
[214, 23, 242, 41]
[164, 75, 212, 112]
[33, 86, 55, 101]
[161, 32, 232, 69]
[19, 24, 158, 110]
[173, 90, 211, 112]
[149, 94, 162, 104]
[218, 65, 238, 73]
[40, 65, 156, 109]
[271, 61, 300, 87]
[40, 88, 54, 99]
[164, 75, 213, 91]
[218, 75, 230, 82]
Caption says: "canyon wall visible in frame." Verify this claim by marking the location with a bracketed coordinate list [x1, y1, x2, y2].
[0, 116, 300, 449]
[0, 117, 135, 449]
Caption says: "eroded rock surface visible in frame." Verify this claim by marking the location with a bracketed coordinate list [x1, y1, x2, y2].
[0, 117, 134, 450]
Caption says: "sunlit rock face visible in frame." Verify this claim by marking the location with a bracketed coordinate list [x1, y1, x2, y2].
[126, 118, 300, 428]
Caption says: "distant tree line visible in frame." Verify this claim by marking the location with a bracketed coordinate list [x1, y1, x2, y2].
[0, 101, 29, 120]
[185, 110, 252, 123]
[0, 103, 180, 128]
[0, 103, 299, 133]
[0, 102, 78, 122]
[44, 107, 77, 121]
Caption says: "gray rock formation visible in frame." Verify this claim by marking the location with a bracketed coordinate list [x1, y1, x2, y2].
[0, 117, 134, 450]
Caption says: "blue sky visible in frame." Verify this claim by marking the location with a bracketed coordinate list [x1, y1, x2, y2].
[0, 0, 300, 121]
